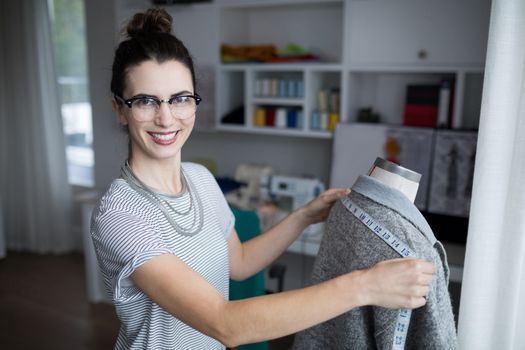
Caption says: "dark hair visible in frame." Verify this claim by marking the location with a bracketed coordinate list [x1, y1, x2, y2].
[111, 8, 196, 98]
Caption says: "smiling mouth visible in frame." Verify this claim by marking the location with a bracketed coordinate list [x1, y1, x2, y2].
[149, 131, 179, 144]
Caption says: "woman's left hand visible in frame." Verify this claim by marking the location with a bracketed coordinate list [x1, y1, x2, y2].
[298, 188, 351, 225]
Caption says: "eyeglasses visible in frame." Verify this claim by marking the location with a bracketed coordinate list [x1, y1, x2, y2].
[115, 93, 202, 121]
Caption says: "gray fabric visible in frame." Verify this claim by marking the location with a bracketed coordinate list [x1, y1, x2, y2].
[293, 175, 458, 350]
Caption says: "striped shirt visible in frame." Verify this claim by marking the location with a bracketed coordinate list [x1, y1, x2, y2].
[91, 162, 234, 349]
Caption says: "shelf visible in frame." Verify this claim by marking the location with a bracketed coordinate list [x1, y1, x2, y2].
[252, 97, 304, 106]
[346, 71, 457, 125]
[219, 63, 343, 71]
[216, 124, 333, 139]
[347, 65, 484, 74]
[220, 1, 344, 63]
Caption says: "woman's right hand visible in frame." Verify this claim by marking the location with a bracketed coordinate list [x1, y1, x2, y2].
[358, 258, 436, 309]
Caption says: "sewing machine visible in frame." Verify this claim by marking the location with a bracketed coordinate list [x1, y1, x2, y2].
[224, 163, 274, 210]
[270, 175, 325, 236]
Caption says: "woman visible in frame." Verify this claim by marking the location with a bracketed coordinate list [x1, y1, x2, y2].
[91, 8, 435, 350]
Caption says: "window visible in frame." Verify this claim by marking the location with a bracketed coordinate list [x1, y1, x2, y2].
[48, 0, 94, 187]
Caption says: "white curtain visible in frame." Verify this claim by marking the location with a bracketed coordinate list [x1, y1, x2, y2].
[0, 0, 73, 254]
[458, 0, 525, 349]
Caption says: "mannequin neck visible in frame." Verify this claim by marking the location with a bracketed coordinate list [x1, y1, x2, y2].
[368, 166, 419, 203]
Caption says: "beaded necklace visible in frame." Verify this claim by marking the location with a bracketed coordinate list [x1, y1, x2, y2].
[121, 161, 204, 237]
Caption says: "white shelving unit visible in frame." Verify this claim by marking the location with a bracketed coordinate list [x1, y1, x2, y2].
[216, 0, 346, 136]
[214, 0, 490, 137]
[345, 68, 485, 128]
[217, 63, 342, 138]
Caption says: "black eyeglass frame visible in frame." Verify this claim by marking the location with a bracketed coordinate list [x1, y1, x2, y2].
[114, 93, 202, 108]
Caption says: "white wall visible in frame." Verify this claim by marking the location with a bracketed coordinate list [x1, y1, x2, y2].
[183, 131, 333, 183]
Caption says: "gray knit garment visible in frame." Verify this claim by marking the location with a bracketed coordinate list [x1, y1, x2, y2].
[293, 175, 458, 350]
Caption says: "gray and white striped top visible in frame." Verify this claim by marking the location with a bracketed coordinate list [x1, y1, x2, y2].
[91, 162, 235, 349]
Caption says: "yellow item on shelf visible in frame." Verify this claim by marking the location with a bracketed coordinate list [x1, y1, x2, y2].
[328, 112, 340, 132]
[254, 107, 266, 127]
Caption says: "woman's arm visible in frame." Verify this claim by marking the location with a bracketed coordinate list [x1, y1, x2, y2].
[229, 188, 348, 281]
[131, 253, 434, 348]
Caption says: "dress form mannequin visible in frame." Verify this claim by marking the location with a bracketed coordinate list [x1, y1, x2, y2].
[367, 157, 421, 203]
[293, 156, 458, 350]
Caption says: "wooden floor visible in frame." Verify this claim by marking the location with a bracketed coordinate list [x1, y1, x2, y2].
[0, 252, 294, 350]
[0, 252, 120, 349]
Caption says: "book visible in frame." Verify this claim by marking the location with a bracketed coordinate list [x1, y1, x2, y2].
[403, 84, 440, 127]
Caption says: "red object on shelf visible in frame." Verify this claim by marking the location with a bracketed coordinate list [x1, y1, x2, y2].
[403, 84, 440, 127]
[403, 105, 438, 127]
[265, 108, 276, 126]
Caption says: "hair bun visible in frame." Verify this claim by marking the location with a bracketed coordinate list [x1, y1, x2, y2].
[126, 8, 172, 38]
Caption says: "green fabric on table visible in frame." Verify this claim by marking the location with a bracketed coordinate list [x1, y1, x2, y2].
[229, 207, 269, 350]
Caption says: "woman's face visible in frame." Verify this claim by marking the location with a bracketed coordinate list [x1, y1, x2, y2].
[116, 59, 196, 165]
